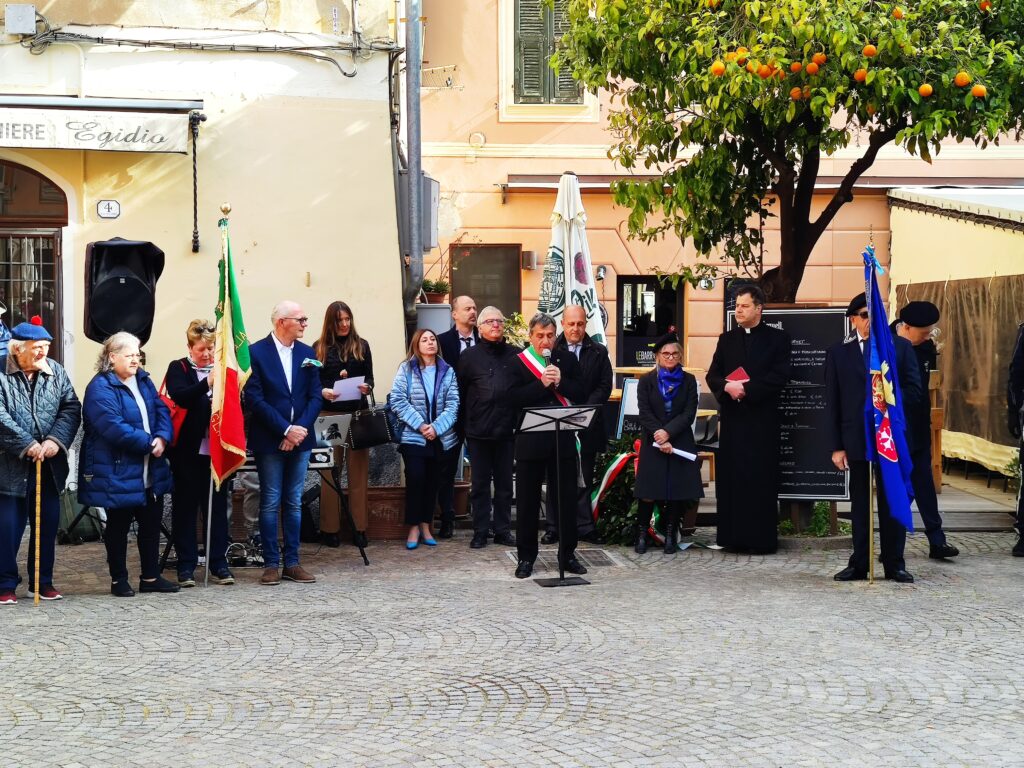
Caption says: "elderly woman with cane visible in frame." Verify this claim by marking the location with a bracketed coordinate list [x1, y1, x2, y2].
[633, 333, 702, 554]
[0, 317, 81, 605]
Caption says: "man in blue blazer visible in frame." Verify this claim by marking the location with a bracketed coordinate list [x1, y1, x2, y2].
[244, 301, 323, 586]
[826, 293, 923, 584]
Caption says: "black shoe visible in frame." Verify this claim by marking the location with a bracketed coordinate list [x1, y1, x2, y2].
[540, 531, 559, 545]
[352, 531, 369, 549]
[929, 543, 959, 560]
[438, 521, 455, 539]
[885, 569, 915, 583]
[580, 530, 603, 545]
[833, 566, 868, 582]
[514, 560, 533, 579]
[110, 579, 135, 597]
[319, 531, 341, 548]
[139, 576, 181, 594]
[1013, 537, 1024, 557]
[177, 571, 196, 588]
[470, 533, 488, 549]
[562, 558, 587, 575]
[493, 532, 516, 547]
[634, 531, 648, 554]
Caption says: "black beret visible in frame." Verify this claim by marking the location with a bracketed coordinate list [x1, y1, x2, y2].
[845, 293, 867, 317]
[898, 301, 939, 328]
[652, 332, 680, 354]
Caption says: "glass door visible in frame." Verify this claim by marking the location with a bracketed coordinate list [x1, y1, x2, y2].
[0, 230, 62, 362]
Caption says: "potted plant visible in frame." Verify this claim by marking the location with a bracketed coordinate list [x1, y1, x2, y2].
[421, 278, 450, 304]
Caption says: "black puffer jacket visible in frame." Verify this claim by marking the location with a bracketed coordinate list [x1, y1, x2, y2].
[456, 338, 520, 440]
[0, 354, 82, 496]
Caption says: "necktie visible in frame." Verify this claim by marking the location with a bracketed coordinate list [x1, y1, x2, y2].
[571, 344, 581, 359]
[461, 337, 473, 348]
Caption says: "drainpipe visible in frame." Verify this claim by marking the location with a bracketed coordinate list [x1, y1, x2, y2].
[402, 0, 423, 327]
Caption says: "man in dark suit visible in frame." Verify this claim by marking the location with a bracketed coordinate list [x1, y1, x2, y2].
[542, 304, 612, 545]
[435, 295, 478, 538]
[507, 312, 585, 579]
[826, 293, 923, 584]
[243, 301, 323, 586]
[892, 301, 958, 560]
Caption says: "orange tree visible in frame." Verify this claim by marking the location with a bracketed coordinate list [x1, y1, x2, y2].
[555, 0, 1024, 300]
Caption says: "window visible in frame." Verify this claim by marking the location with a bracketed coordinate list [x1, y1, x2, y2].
[0, 161, 67, 362]
[450, 244, 523, 319]
[514, 0, 583, 105]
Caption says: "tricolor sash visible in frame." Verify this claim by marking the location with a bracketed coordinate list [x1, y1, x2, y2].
[517, 347, 572, 405]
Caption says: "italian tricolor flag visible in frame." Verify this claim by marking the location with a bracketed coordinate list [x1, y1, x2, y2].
[209, 217, 251, 489]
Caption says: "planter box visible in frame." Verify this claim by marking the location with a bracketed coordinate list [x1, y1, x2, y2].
[337, 481, 470, 540]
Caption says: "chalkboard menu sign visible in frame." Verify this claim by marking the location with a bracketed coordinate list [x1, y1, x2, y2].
[727, 307, 850, 500]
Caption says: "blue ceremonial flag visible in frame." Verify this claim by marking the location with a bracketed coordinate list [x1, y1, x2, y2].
[862, 245, 915, 531]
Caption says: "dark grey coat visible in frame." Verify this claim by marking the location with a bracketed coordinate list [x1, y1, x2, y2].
[633, 369, 703, 501]
[0, 354, 82, 496]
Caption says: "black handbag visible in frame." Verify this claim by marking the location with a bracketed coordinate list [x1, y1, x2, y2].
[347, 390, 394, 450]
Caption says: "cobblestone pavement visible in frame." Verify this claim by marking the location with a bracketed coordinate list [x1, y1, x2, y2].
[2, 530, 1022, 767]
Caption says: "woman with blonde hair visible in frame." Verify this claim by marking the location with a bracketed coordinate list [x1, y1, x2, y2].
[314, 301, 374, 548]
[80, 332, 178, 596]
[164, 320, 234, 587]
[390, 329, 459, 549]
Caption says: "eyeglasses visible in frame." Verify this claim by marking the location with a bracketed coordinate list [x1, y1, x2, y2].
[284, 316, 309, 325]
[855, 311, 869, 320]
[120, 353, 142, 359]
[480, 318, 505, 326]
[195, 326, 214, 334]
[659, 351, 681, 359]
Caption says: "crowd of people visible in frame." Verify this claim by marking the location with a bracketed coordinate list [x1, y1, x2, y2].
[1, 285, 1022, 604]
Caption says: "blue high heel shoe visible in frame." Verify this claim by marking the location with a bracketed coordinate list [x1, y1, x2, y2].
[422, 536, 437, 546]
[406, 540, 419, 550]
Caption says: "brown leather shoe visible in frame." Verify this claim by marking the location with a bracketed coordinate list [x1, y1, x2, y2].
[259, 567, 281, 586]
[281, 565, 316, 584]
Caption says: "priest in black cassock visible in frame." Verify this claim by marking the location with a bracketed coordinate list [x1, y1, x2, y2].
[706, 285, 792, 554]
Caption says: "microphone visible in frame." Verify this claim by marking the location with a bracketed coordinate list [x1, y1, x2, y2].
[541, 348, 551, 362]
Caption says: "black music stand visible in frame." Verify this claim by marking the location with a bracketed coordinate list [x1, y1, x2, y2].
[517, 404, 600, 588]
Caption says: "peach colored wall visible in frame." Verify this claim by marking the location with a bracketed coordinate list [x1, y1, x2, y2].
[421, 0, 1024, 385]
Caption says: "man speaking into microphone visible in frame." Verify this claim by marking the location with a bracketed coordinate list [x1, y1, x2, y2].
[507, 312, 585, 579]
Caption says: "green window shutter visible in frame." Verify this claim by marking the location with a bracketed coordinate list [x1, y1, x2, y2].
[515, 0, 548, 104]
[550, 0, 583, 104]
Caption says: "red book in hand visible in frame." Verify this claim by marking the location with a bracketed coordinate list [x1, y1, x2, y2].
[726, 367, 750, 383]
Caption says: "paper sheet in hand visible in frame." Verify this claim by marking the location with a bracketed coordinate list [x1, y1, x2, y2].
[332, 376, 365, 401]
[652, 443, 698, 461]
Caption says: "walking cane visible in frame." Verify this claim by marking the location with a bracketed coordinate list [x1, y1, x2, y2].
[34, 460, 42, 606]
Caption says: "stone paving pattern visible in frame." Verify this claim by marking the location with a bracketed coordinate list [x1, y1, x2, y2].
[1, 530, 1022, 767]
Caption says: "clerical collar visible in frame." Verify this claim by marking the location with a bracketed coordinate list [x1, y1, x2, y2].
[742, 321, 760, 334]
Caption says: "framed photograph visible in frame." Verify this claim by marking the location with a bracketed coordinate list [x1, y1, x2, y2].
[615, 377, 641, 438]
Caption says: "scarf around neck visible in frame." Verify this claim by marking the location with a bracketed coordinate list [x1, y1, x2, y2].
[657, 366, 684, 411]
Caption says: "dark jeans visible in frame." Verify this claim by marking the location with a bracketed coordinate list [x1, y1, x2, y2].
[435, 438, 463, 525]
[466, 438, 514, 537]
[170, 453, 230, 575]
[848, 460, 906, 574]
[104, 494, 163, 582]
[1018, 440, 1024, 536]
[545, 450, 596, 537]
[0, 467, 60, 590]
[910, 446, 946, 547]
[517, 454, 578, 566]
[402, 446, 450, 526]
[255, 449, 311, 569]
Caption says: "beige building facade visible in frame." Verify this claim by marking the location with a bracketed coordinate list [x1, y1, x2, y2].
[0, 0, 406, 392]
[421, 0, 1024, 384]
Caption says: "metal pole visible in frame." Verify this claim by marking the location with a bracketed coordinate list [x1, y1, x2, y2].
[204, 476, 214, 587]
[402, 0, 424, 320]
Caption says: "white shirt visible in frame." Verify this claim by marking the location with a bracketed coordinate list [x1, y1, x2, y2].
[568, 342, 582, 359]
[124, 375, 152, 488]
[272, 332, 294, 391]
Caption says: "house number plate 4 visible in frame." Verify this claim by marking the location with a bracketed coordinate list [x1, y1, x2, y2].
[97, 200, 121, 219]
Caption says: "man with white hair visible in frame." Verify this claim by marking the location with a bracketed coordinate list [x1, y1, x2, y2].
[0, 316, 81, 605]
[244, 301, 323, 586]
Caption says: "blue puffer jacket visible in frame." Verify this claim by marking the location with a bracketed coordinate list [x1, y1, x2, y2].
[390, 357, 460, 451]
[79, 369, 173, 508]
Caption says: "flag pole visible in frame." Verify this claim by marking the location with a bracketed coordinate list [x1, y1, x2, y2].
[868, 467, 875, 584]
[203, 475, 214, 587]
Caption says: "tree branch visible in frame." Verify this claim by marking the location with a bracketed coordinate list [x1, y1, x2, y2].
[808, 121, 906, 242]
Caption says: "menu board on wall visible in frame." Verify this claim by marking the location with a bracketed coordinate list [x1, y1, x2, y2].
[728, 307, 850, 500]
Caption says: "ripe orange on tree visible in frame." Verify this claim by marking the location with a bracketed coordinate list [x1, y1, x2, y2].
[746, 61, 756, 73]
[971, 83, 987, 98]
[892, 7, 904, 19]
[954, 72, 971, 87]
[805, 62, 820, 75]
[790, 61, 803, 73]
[863, 44, 877, 58]
[812, 52, 827, 66]
[790, 86, 804, 101]
[854, 68, 868, 82]
[802, 86, 812, 99]
[979, 0, 992, 11]
[711, 60, 726, 76]
[866, 102, 877, 116]
[758, 64, 772, 78]
[918, 83, 933, 98]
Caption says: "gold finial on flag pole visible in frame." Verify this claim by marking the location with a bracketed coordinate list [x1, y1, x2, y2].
[220, 203, 231, 216]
